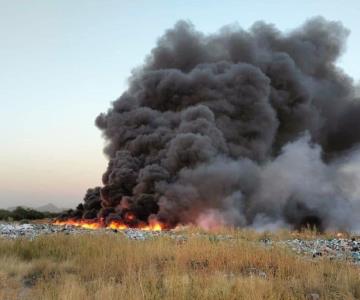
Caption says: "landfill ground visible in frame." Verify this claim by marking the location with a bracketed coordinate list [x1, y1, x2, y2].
[0, 222, 360, 299]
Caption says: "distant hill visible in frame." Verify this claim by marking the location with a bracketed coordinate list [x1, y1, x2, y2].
[7, 203, 68, 213]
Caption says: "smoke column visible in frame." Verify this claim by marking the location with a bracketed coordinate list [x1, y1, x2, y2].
[68, 17, 360, 231]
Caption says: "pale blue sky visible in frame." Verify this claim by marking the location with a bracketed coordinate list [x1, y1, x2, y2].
[1, 0, 359, 208]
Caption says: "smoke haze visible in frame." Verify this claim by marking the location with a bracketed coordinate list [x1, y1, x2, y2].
[69, 17, 360, 231]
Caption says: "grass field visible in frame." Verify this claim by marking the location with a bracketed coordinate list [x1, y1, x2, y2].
[0, 228, 359, 300]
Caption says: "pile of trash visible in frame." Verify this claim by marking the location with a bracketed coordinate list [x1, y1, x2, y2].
[0, 222, 183, 241]
[281, 238, 360, 264]
[2, 222, 360, 264]
[0, 223, 93, 240]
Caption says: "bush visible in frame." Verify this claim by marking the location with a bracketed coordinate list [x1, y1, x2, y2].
[0, 207, 59, 221]
[11, 207, 44, 220]
[0, 209, 11, 220]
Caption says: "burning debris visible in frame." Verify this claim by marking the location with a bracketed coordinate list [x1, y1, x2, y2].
[61, 17, 360, 232]
[53, 217, 164, 231]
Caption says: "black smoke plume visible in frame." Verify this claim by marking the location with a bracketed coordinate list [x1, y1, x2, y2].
[66, 17, 360, 231]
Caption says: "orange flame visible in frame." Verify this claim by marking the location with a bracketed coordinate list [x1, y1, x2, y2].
[53, 218, 165, 231]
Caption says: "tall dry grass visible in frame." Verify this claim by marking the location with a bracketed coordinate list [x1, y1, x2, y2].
[0, 229, 359, 299]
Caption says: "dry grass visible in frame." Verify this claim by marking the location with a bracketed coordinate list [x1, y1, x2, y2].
[0, 228, 359, 300]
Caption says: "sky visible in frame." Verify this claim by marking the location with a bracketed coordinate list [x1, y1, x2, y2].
[1, 0, 360, 209]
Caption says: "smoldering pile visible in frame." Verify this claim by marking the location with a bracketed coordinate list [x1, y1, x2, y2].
[64, 17, 360, 232]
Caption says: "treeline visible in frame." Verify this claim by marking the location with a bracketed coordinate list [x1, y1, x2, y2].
[0, 207, 59, 221]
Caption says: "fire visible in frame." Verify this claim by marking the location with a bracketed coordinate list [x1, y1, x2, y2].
[53, 218, 165, 231]
[53, 219, 103, 229]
